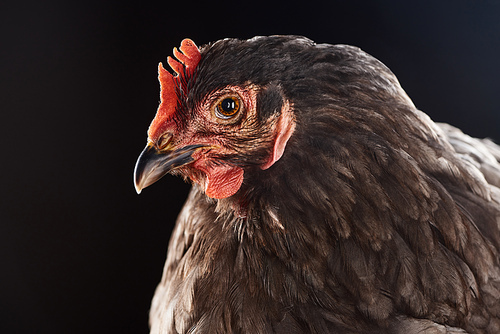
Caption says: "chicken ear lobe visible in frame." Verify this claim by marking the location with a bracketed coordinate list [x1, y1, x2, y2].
[261, 101, 296, 170]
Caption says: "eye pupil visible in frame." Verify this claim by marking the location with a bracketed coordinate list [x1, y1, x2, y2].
[220, 98, 236, 113]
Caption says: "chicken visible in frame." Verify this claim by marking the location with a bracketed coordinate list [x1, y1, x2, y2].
[134, 36, 500, 333]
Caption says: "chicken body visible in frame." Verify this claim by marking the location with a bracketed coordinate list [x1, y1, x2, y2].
[135, 36, 500, 333]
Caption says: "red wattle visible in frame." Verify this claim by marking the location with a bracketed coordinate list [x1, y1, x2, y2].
[200, 164, 244, 199]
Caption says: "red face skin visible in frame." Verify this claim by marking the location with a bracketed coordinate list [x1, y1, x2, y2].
[145, 39, 295, 199]
[149, 84, 295, 199]
[169, 85, 257, 199]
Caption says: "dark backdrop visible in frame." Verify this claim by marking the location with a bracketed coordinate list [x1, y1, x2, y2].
[1, 1, 499, 333]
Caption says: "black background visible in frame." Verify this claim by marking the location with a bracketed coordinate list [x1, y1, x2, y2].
[1, 0, 499, 333]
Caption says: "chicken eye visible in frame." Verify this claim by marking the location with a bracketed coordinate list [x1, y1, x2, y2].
[215, 96, 240, 119]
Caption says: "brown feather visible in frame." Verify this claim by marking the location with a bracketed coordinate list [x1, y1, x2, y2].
[138, 36, 500, 333]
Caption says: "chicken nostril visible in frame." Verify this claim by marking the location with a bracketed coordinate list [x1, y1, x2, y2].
[157, 133, 173, 151]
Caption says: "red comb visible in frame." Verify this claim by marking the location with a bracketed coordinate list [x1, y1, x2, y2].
[148, 39, 201, 142]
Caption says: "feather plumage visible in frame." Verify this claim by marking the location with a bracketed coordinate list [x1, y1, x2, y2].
[135, 36, 500, 333]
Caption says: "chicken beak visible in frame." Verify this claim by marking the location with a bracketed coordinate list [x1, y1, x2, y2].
[134, 143, 205, 194]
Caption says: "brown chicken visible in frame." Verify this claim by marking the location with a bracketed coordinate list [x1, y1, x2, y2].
[134, 36, 500, 333]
